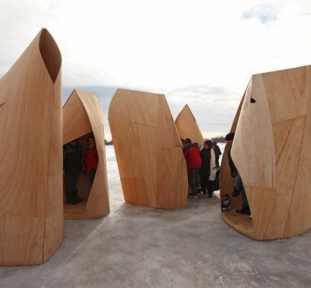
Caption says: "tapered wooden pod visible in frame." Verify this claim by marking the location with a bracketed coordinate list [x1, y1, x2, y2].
[175, 104, 204, 147]
[0, 29, 63, 265]
[63, 90, 110, 219]
[108, 89, 188, 209]
[220, 65, 311, 240]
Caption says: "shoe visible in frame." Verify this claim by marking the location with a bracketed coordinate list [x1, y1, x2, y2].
[188, 194, 198, 199]
[73, 190, 83, 202]
[222, 194, 231, 211]
[236, 207, 251, 215]
[231, 188, 240, 197]
[66, 193, 77, 205]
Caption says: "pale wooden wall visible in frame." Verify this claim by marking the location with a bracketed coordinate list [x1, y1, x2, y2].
[0, 29, 63, 265]
[63, 90, 110, 219]
[109, 89, 188, 209]
[175, 104, 205, 148]
[221, 65, 311, 240]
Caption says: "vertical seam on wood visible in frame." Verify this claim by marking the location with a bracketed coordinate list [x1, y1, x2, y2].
[42, 84, 55, 262]
[283, 116, 307, 238]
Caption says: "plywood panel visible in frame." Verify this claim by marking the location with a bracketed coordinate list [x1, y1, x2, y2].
[159, 95, 182, 149]
[222, 210, 254, 239]
[63, 91, 92, 145]
[175, 104, 204, 147]
[285, 66, 311, 237]
[286, 159, 311, 237]
[0, 29, 63, 265]
[109, 89, 188, 209]
[220, 92, 245, 211]
[156, 147, 188, 209]
[264, 66, 309, 124]
[125, 89, 158, 127]
[63, 90, 110, 219]
[232, 75, 276, 189]
[0, 214, 45, 265]
[221, 65, 311, 240]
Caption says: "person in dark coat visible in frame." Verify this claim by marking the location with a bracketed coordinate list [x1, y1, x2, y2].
[183, 138, 202, 199]
[63, 139, 83, 205]
[212, 139, 222, 167]
[225, 133, 250, 215]
[200, 140, 217, 197]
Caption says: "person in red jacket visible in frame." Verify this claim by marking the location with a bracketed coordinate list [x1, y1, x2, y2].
[183, 138, 202, 199]
[83, 136, 98, 186]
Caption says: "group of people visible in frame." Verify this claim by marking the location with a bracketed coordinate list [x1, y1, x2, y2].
[64, 132, 250, 215]
[63, 135, 99, 205]
[183, 133, 251, 216]
[183, 138, 221, 199]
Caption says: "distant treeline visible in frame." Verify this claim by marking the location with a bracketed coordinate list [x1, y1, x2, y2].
[105, 136, 226, 145]
[210, 136, 226, 143]
[105, 139, 113, 145]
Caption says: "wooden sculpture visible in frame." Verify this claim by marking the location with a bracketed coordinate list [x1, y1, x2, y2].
[220, 65, 311, 240]
[108, 89, 188, 209]
[0, 29, 63, 265]
[175, 104, 204, 147]
[63, 90, 110, 219]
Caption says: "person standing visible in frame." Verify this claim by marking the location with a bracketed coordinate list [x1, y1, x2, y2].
[225, 133, 250, 215]
[63, 139, 83, 205]
[83, 135, 99, 186]
[200, 140, 217, 197]
[183, 138, 202, 199]
[212, 139, 222, 167]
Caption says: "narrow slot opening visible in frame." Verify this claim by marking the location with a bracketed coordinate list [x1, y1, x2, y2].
[63, 132, 98, 219]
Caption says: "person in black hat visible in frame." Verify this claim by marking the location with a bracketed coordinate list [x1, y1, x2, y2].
[225, 133, 250, 215]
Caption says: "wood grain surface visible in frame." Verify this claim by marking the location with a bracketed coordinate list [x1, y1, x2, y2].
[108, 89, 188, 209]
[221, 65, 311, 240]
[175, 104, 204, 147]
[0, 29, 63, 265]
[63, 90, 110, 219]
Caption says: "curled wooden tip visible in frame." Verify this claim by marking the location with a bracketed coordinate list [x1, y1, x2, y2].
[39, 29, 61, 83]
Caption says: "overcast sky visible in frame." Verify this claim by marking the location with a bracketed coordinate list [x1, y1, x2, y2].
[1, 0, 311, 140]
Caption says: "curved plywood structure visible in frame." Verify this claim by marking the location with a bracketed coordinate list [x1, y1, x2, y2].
[0, 29, 63, 265]
[108, 89, 188, 209]
[175, 104, 204, 147]
[220, 65, 311, 240]
[63, 90, 110, 219]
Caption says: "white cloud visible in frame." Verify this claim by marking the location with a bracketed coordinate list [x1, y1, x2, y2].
[1, 0, 311, 139]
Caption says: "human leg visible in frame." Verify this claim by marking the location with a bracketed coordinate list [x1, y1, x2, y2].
[235, 173, 250, 214]
[65, 174, 77, 205]
[199, 169, 207, 195]
[72, 174, 83, 202]
[207, 180, 214, 197]
[88, 168, 97, 186]
[188, 168, 198, 196]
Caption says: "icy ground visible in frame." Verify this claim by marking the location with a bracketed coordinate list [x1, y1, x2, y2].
[1, 144, 311, 288]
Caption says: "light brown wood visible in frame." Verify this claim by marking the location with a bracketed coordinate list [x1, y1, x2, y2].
[220, 92, 245, 212]
[108, 89, 188, 209]
[221, 65, 311, 240]
[175, 104, 204, 147]
[0, 29, 63, 265]
[63, 90, 110, 219]
[222, 210, 254, 238]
